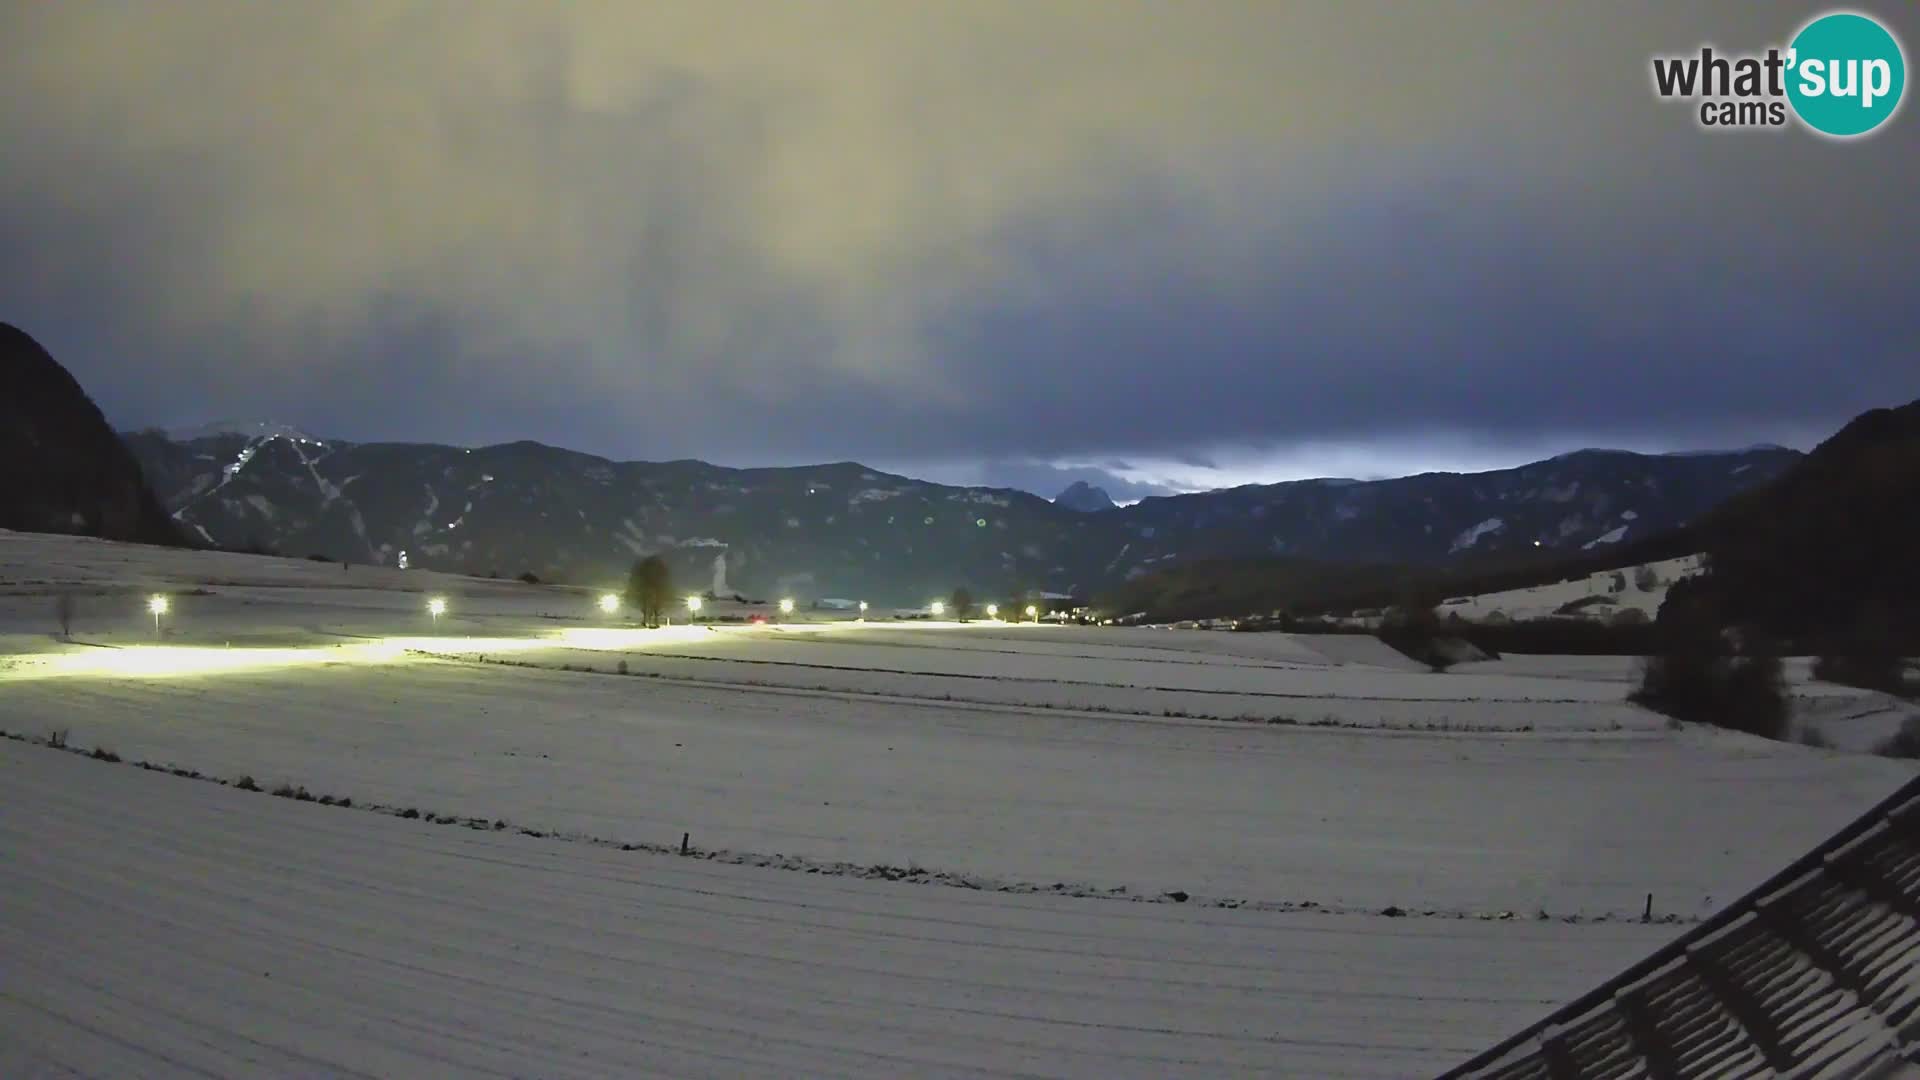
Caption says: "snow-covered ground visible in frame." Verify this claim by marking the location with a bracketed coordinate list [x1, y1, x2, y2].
[1438, 554, 1706, 623]
[0, 740, 1675, 1079]
[1456, 653, 1920, 752]
[2, 529, 1915, 1074]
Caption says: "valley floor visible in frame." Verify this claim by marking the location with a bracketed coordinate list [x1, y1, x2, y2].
[2, 529, 1914, 1075]
[0, 739, 1672, 1079]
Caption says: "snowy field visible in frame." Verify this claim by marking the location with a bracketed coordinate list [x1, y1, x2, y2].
[1455, 653, 1920, 752]
[0, 740, 1674, 1079]
[3, 530, 1915, 1075]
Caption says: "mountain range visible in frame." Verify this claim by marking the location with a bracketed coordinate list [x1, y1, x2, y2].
[0, 321, 1808, 605]
[120, 424, 1797, 603]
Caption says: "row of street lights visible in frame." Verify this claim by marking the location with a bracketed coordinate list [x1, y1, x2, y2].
[134, 589, 1043, 639]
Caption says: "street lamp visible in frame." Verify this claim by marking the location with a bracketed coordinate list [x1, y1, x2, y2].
[985, 603, 999, 618]
[779, 597, 795, 615]
[686, 595, 703, 621]
[148, 594, 169, 637]
[598, 593, 620, 615]
[857, 601, 868, 620]
[1025, 604, 1038, 620]
[929, 600, 945, 616]
[428, 596, 447, 627]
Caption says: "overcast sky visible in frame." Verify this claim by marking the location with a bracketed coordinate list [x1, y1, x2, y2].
[3, 2, 1915, 498]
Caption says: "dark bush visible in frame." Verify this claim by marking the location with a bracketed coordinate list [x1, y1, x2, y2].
[518, 571, 541, 585]
[1796, 726, 1834, 749]
[1377, 602, 1453, 672]
[1875, 717, 1920, 759]
[1814, 652, 1907, 694]
[1631, 582, 1788, 739]
[1812, 607, 1910, 696]
[1464, 618, 1663, 656]
[1553, 595, 1612, 615]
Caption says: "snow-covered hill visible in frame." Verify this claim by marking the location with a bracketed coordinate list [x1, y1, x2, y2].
[1439, 554, 1707, 624]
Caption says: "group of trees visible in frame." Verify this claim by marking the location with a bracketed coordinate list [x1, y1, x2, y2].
[1630, 575, 1789, 739]
[1377, 600, 1457, 673]
[1810, 603, 1912, 696]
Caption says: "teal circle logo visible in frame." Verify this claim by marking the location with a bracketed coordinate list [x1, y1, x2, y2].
[1787, 12, 1906, 137]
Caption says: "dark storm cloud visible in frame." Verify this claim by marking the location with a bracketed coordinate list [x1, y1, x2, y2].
[0, 2, 1914, 493]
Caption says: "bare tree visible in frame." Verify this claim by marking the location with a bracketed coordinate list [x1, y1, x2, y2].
[628, 555, 672, 628]
[55, 592, 75, 639]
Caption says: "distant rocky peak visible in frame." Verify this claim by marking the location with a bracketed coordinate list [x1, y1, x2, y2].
[1054, 481, 1117, 512]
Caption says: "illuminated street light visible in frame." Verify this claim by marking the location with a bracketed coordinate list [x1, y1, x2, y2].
[148, 594, 169, 637]
[598, 593, 620, 615]
[427, 596, 447, 626]
[929, 600, 945, 616]
[779, 597, 795, 615]
[1025, 605, 1038, 620]
[686, 595, 704, 621]
[985, 603, 999, 618]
